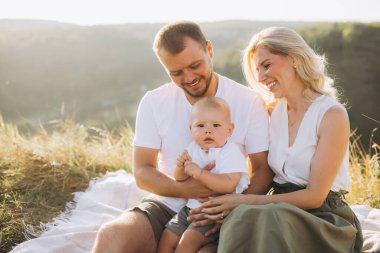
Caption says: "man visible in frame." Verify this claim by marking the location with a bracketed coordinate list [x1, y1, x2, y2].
[92, 21, 273, 253]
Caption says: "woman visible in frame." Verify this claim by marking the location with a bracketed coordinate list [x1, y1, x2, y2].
[194, 27, 363, 252]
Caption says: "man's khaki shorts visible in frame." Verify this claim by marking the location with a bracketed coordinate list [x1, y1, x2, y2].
[128, 197, 176, 244]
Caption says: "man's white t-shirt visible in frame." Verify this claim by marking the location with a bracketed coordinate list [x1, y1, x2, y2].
[186, 141, 250, 209]
[133, 74, 269, 212]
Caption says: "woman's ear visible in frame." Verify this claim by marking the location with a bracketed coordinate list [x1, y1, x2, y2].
[287, 54, 297, 68]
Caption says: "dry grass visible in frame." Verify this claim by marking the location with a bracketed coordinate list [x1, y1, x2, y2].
[346, 129, 380, 208]
[0, 116, 378, 252]
[0, 116, 134, 252]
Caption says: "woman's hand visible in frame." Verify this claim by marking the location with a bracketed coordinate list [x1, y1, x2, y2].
[187, 202, 222, 237]
[187, 194, 248, 236]
[199, 193, 248, 222]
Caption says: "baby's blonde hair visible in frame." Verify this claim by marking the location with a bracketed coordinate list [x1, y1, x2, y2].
[192, 97, 231, 122]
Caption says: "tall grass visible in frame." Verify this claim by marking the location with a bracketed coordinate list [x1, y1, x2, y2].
[346, 129, 380, 208]
[0, 116, 133, 252]
[0, 117, 378, 252]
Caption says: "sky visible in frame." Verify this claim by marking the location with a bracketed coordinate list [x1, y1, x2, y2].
[0, 0, 379, 25]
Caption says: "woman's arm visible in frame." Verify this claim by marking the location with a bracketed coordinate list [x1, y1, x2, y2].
[199, 106, 350, 217]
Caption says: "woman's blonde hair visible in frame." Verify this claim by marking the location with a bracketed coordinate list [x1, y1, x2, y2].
[243, 27, 337, 104]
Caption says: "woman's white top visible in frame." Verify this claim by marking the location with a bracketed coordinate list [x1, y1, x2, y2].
[268, 95, 350, 192]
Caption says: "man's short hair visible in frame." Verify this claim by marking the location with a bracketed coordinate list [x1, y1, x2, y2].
[153, 21, 207, 55]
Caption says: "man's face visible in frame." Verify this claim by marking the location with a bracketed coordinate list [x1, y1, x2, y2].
[158, 37, 215, 100]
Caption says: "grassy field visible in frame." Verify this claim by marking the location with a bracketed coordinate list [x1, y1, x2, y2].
[0, 116, 134, 252]
[346, 129, 380, 208]
[0, 118, 379, 252]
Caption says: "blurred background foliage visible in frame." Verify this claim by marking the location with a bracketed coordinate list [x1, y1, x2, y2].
[0, 20, 378, 143]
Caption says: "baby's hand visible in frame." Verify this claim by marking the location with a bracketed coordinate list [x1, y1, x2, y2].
[176, 150, 191, 171]
[184, 161, 202, 180]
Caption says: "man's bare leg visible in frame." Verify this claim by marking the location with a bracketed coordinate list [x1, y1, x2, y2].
[91, 211, 156, 253]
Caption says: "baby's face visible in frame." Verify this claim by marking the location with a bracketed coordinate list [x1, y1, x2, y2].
[190, 107, 234, 150]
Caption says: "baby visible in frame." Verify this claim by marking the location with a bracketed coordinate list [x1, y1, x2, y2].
[157, 96, 250, 253]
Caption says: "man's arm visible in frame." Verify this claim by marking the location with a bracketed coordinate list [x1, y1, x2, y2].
[243, 151, 274, 195]
[133, 146, 214, 199]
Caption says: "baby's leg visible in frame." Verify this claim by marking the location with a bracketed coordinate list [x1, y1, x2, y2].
[157, 228, 181, 253]
[175, 228, 209, 253]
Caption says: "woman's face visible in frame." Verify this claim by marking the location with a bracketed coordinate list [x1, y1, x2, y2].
[252, 46, 298, 98]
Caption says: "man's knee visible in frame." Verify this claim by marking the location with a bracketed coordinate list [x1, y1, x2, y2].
[94, 212, 156, 253]
[97, 220, 125, 242]
[97, 212, 147, 239]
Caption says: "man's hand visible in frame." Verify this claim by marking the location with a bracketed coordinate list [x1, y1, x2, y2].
[178, 177, 214, 199]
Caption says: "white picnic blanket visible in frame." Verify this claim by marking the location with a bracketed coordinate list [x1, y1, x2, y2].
[10, 170, 380, 253]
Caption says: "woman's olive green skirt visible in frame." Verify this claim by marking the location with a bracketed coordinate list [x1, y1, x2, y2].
[218, 183, 363, 253]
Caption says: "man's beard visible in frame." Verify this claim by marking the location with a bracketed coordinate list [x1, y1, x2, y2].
[182, 72, 214, 98]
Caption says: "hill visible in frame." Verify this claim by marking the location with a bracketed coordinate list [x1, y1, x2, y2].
[0, 20, 378, 142]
